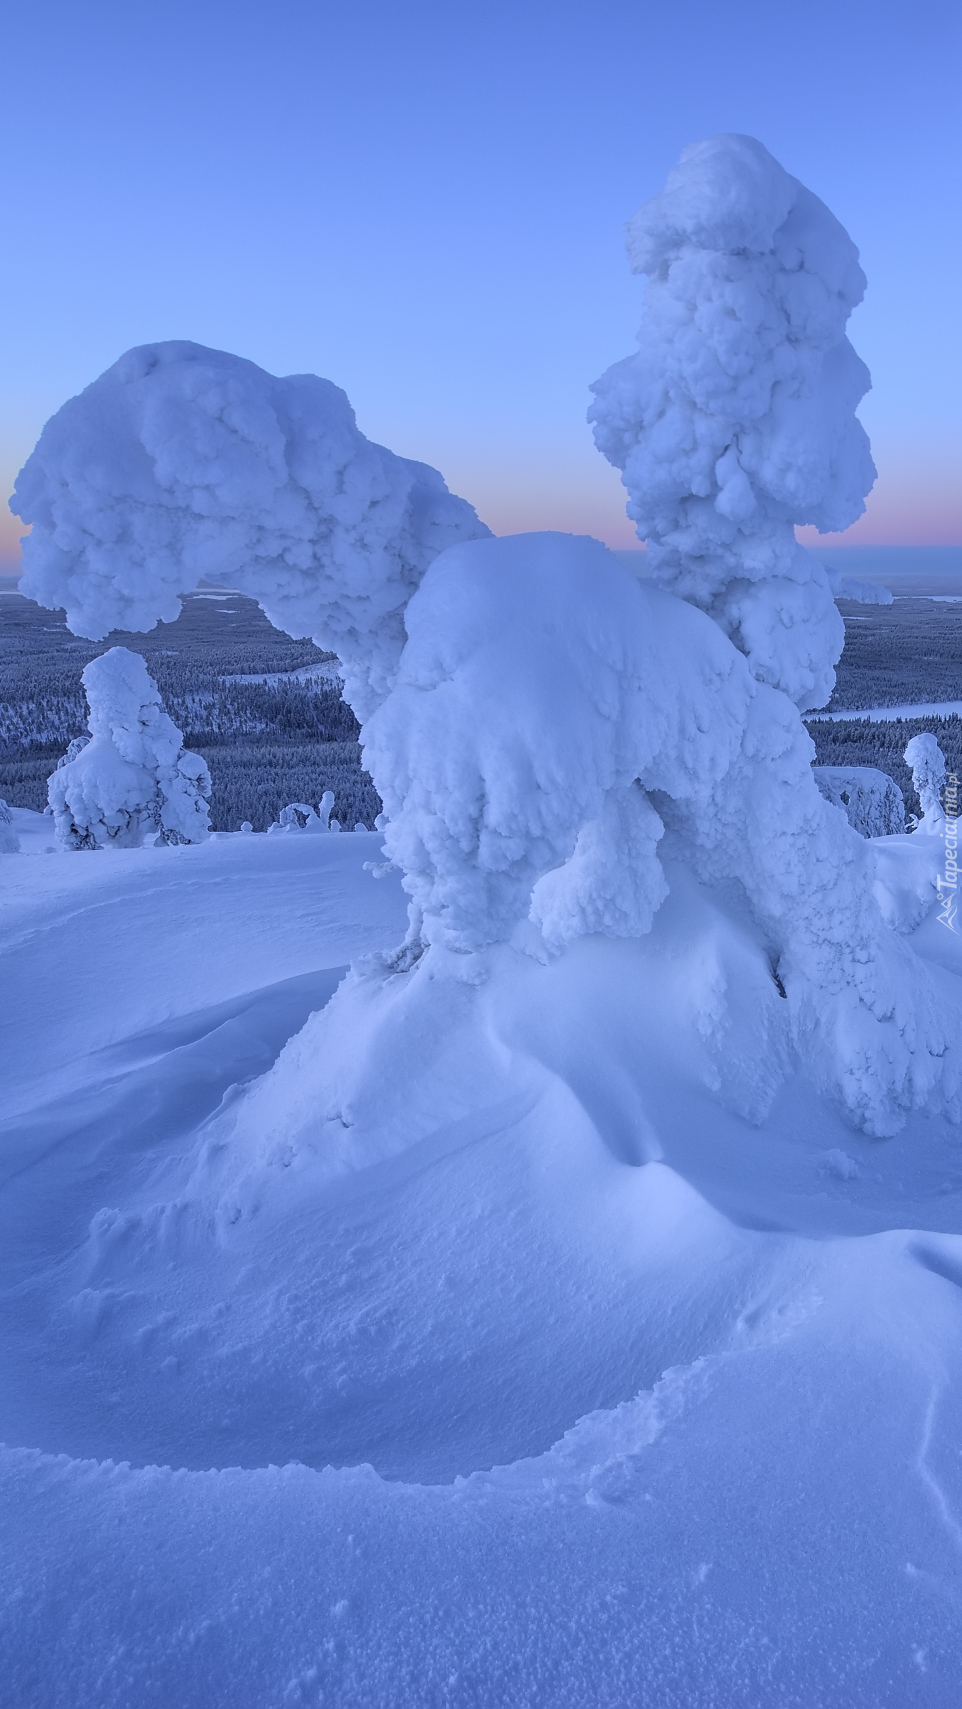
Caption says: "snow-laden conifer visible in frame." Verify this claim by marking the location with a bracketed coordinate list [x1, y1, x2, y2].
[49, 647, 211, 849]
[905, 732, 946, 833]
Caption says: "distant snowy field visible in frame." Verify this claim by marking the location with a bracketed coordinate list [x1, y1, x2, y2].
[4, 813, 962, 1704]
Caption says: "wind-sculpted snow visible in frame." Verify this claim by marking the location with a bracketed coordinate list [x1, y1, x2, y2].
[10, 341, 490, 721]
[49, 647, 211, 848]
[590, 134, 876, 710]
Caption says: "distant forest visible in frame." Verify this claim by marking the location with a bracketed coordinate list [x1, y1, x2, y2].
[0, 588, 381, 831]
[3, 584, 961, 831]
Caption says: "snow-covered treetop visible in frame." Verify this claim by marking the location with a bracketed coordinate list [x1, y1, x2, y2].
[11, 342, 490, 721]
[590, 134, 877, 710]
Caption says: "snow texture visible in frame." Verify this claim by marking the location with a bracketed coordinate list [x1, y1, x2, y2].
[813, 765, 906, 837]
[48, 647, 211, 849]
[590, 134, 877, 711]
[906, 732, 947, 834]
[10, 341, 490, 722]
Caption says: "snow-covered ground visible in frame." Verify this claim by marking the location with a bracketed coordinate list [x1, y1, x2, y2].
[3, 812, 962, 1705]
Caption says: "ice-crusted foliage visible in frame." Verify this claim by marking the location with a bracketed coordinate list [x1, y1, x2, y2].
[49, 647, 211, 849]
[11, 342, 490, 722]
[590, 134, 876, 711]
[813, 766, 906, 838]
[365, 535, 960, 1135]
[904, 733, 946, 834]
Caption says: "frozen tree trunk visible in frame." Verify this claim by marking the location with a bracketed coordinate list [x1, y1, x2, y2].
[49, 648, 211, 850]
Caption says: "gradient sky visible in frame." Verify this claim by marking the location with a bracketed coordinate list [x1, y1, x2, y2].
[2, 0, 960, 568]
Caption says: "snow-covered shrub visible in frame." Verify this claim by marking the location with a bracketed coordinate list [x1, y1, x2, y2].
[904, 733, 946, 834]
[49, 647, 211, 849]
[590, 134, 876, 711]
[813, 766, 905, 837]
[0, 798, 20, 854]
[11, 341, 489, 721]
[277, 802, 320, 831]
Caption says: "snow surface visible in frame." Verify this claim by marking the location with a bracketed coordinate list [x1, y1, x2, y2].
[3, 816, 962, 1704]
[590, 134, 876, 711]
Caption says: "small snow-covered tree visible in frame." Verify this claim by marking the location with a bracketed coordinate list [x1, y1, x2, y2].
[49, 647, 211, 849]
[905, 733, 946, 834]
[0, 799, 20, 854]
[813, 767, 905, 838]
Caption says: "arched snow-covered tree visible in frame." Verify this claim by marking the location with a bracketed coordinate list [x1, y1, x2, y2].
[10, 342, 490, 723]
[49, 647, 211, 849]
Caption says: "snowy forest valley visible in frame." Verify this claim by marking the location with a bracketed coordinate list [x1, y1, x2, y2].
[4, 578, 962, 831]
[5, 130, 962, 1708]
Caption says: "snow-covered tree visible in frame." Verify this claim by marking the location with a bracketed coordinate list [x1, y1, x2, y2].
[589, 134, 876, 712]
[0, 799, 20, 854]
[49, 647, 211, 849]
[812, 766, 905, 838]
[905, 733, 946, 833]
[11, 148, 962, 1136]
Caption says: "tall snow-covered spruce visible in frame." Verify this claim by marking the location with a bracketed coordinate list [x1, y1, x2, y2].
[590, 133, 876, 712]
[49, 647, 211, 849]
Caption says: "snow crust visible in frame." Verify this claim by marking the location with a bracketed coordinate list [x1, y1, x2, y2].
[48, 647, 211, 848]
[10, 341, 490, 721]
[590, 134, 876, 710]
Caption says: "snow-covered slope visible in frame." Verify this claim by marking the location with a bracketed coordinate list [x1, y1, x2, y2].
[3, 820, 962, 1705]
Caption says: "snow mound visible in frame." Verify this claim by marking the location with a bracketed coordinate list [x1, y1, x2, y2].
[10, 341, 490, 721]
[48, 647, 211, 848]
[590, 134, 876, 711]
[813, 765, 905, 837]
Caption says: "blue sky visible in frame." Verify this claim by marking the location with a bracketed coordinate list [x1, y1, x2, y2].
[2, 0, 960, 567]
